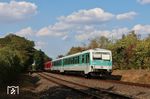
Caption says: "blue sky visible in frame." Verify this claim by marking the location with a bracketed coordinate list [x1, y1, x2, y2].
[0, 0, 150, 59]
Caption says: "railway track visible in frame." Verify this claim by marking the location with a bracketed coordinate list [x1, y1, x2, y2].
[37, 72, 134, 99]
[99, 79, 150, 89]
[47, 72, 150, 89]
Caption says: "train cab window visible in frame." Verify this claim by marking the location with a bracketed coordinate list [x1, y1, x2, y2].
[101, 53, 110, 60]
[93, 52, 110, 60]
[93, 52, 102, 60]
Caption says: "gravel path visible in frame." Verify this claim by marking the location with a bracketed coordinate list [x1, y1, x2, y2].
[44, 72, 150, 99]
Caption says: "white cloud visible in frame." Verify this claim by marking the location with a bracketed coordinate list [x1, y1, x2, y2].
[35, 41, 46, 50]
[37, 8, 114, 37]
[116, 11, 137, 20]
[75, 24, 150, 41]
[75, 27, 130, 41]
[0, 1, 37, 23]
[137, 0, 150, 4]
[62, 35, 68, 40]
[13, 24, 150, 42]
[15, 27, 34, 37]
[13, 8, 144, 42]
[75, 30, 110, 41]
[37, 27, 50, 36]
[37, 26, 67, 37]
[132, 24, 150, 34]
[58, 8, 114, 24]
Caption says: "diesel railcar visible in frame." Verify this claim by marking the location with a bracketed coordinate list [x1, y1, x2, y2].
[51, 48, 112, 77]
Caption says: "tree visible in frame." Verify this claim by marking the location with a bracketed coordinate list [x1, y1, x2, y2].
[0, 34, 52, 85]
[88, 39, 99, 49]
[67, 46, 86, 55]
[0, 34, 35, 85]
[0, 34, 35, 71]
[67, 30, 150, 70]
[44, 54, 52, 62]
[57, 55, 64, 58]
[34, 50, 45, 70]
[0, 47, 22, 85]
[97, 36, 111, 48]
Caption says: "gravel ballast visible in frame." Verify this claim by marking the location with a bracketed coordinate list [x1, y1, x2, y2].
[43, 72, 150, 99]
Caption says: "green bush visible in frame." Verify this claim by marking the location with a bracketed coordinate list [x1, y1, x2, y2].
[0, 47, 22, 85]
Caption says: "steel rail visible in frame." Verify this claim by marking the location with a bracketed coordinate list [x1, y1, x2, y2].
[47, 72, 150, 89]
[38, 72, 135, 99]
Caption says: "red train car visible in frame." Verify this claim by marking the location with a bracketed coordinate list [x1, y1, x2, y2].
[44, 61, 52, 71]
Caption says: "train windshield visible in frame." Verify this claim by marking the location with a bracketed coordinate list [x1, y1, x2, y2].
[93, 52, 110, 60]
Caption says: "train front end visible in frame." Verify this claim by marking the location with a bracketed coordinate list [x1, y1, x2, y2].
[90, 49, 112, 76]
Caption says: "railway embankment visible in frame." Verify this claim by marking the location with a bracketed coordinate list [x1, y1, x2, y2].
[1, 70, 150, 99]
[0, 74, 39, 99]
[42, 72, 150, 99]
[112, 70, 150, 84]
[0, 73, 90, 99]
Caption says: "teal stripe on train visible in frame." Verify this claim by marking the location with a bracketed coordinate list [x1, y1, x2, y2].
[91, 60, 112, 66]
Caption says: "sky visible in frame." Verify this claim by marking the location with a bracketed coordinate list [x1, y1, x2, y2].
[0, 0, 150, 59]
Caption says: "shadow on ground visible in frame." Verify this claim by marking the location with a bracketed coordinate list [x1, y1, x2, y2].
[40, 86, 128, 99]
[0, 74, 40, 99]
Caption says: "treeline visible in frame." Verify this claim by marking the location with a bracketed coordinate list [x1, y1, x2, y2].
[0, 34, 51, 86]
[67, 31, 150, 70]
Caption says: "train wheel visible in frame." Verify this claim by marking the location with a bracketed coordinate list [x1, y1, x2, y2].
[84, 73, 91, 79]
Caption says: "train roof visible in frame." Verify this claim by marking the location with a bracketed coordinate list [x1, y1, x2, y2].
[52, 48, 111, 61]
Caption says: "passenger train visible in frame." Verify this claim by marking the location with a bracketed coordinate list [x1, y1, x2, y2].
[45, 48, 112, 77]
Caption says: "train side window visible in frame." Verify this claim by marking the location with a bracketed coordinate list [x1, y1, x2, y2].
[86, 54, 90, 63]
[69, 58, 70, 64]
[74, 57, 76, 64]
[75, 57, 77, 64]
[72, 58, 74, 64]
[82, 55, 85, 63]
[73, 58, 74, 64]
[77, 56, 79, 64]
[64, 59, 65, 65]
[67, 59, 68, 65]
[75, 57, 76, 64]
[71, 58, 73, 64]
[67, 59, 69, 65]
[65, 59, 66, 65]
[59, 60, 61, 66]
[70, 58, 72, 64]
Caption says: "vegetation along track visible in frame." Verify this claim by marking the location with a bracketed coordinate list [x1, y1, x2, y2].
[37, 72, 134, 99]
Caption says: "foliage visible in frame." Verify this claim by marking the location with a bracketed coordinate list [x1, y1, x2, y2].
[34, 49, 51, 70]
[0, 34, 51, 85]
[0, 34, 35, 71]
[67, 46, 86, 55]
[0, 34, 52, 85]
[34, 50, 44, 70]
[67, 31, 150, 70]
[0, 47, 22, 85]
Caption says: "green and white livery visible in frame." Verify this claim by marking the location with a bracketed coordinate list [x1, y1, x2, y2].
[51, 48, 112, 76]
